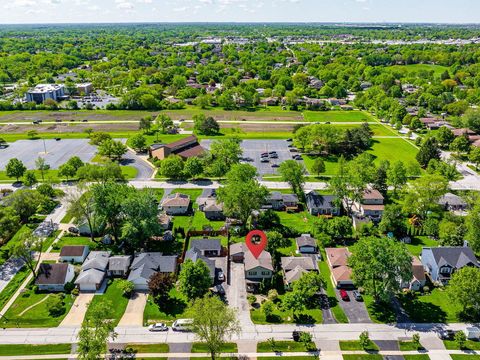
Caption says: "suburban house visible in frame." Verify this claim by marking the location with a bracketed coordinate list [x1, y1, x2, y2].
[107, 255, 132, 277]
[184, 248, 216, 282]
[189, 238, 222, 257]
[305, 192, 340, 216]
[325, 247, 354, 288]
[75, 251, 110, 292]
[196, 190, 225, 220]
[230, 242, 247, 263]
[438, 193, 468, 212]
[244, 250, 274, 292]
[421, 246, 479, 285]
[350, 189, 385, 220]
[295, 234, 318, 254]
[281, 256, 318, 287]
[35, 263, 75, 292]
[401, 256, 426, 292]
[59, 245, 89, 263]
[452, 128, 476, 137]
[264, 192, 300, 211]
[128, 252, 178, 291]
[149, 135, 205, 160]
[161, 193, 191, 215]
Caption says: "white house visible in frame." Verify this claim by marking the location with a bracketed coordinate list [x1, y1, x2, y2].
[75, 251, 110, 292]
[59, 245, 89, 263]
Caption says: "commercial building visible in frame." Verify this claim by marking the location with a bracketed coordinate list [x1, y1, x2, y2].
[26, 84, 65, 104]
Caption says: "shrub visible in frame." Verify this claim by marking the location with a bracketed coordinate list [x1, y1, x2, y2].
[118, 280, 135, 297]
[267, 289, 279, 302]
[32, 285, 39, 294]
[71, 288, 79, 296]
[47, 294, 65, 317]
[359, 331, 370, 350]
[64, 282, 75, 294]
[247, 294, 256, 305]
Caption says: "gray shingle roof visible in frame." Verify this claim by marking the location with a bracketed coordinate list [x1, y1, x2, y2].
[184, 248, 216, 277]
[82, 251, 110, 271]
[438, 193, 467, 207]
[190, 239, 221, 252]
[75, 268, 105, 285]
[128, 253, 177, 282]
[281, 256, 317, 272]
[108, 256, 132, 272]
[296, 235, 316, 248]
[428, 247, 479, 269]
[306, 192, 338, 210]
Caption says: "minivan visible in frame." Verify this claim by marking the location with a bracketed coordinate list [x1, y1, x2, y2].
[172, 318, 194, 332]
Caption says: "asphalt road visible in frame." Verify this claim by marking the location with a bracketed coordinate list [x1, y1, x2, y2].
[121, 149, 155, 180]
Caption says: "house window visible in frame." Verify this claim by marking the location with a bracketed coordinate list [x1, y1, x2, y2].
[440, 267, 451, 274]
[248, 271, 257, 276]
[261, 271, 270, 276]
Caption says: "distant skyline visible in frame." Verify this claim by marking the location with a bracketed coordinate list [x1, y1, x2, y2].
[0, 0, 478, 25]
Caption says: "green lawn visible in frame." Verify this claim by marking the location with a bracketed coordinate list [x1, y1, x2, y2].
[1, 289, 75, 328]
[121, 165, 138, 179]
[363, 295, 397, 324]
[0, 265, 30, 311]
[276, 211, 317, 234]
[317, 251, 349, 324]
[404, 355, 430, 360]
[405, 236, 438, 257]
[126, 344, 169, 353]
[450, 356, 480, 360]
[0, 223, 35, 265]
[84, 279, 129, 326]
[251, 294, 323, 325]
[399, 288, 462, 323]
[257, 357, 316, 360]
[343, 356, 383, 360]
[191, 342, 238, 353]
[387, 64, 449, 78]
[257, 341, 314, 352]
[366, 138, 419, 166]
[60, 210, 75, 224]
[143, 290, 189, 325]
[51, 236, 98, 252]
[399, 341, 423, 351]
[0, 344, 71, 356]
[339, 341, 379, 352]
[444, 340, 480, 350]
[303, 110, 373, 123]
[42, 230, 61, 251]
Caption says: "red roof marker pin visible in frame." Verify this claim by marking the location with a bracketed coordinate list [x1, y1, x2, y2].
[245, 230, 268, 259]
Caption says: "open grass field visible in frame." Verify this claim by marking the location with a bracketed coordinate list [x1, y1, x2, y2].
[84, 279, 129, 326]
[0, 344, 71, 356]
[366, 138, 419, 165]
[450, 356, 480, 360]
[386, 64, 449, 78]
[303, 110, 373, 123]
[1, 289, 75, 328]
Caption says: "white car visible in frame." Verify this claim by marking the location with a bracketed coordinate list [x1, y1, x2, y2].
[218, 270, 225, 281]
[148, 323, 168, 332]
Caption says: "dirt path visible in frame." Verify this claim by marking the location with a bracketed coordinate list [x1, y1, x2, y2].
[18, 294, 51, 316]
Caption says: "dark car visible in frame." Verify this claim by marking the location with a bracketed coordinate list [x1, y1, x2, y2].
[268, 151, 277, 155]
[271, 164, 280, 168]
[261, 152, 269, 157]
[289, 148, 298, 153]
[82, 119, 88, 122]
[260, 158, 269, 163]
[340, 289, 350, 301]
[270, 153, 279, 159]
[292, 330, 300, 342]
[286, 138, 293, 142]
[68, 226, 79, 234]
[437, 330, 456, 340]
[55, 138, 61, 141]
[325, 121, 331, 124]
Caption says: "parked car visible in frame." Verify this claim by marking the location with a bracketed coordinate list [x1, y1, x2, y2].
[437, 330, 456, 340]
[289, 148, 298, 153]
[215, 284, 225, 295]
[340, 289, 350, 301]
[286, 138, 293, 142]
[261, 158, 269, 163]
[325, 121, 331, 124]
[261, 152, 269, 157]
[218, 270, 225, 281]
[68, 226, 79, 234]
[270, 154, 279, 159]
[352, 290, 362, 301]
[148, 323, 168, 332]
[82, 119, 88, 122]
[271, 164, 280, 168]
[172, 319, 194, 332]
[55, 138, 61, 141]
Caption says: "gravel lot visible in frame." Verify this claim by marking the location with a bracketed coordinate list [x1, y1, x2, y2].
[201, 139, 306, 176]
[0, 139, 96, 170]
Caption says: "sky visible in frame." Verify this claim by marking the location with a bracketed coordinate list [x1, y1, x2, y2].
[0, 0, 479, 24]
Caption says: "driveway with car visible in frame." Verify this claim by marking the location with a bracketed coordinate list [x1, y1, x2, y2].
[335, 289, 372, 323]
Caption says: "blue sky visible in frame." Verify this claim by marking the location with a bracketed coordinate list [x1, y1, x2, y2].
[0, 0, 478, 24]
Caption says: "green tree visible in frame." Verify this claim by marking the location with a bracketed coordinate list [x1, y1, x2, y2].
[349, 236, 412, 302]
[159, 155, 185, 179]
[190, 295, 240, 360]
[10, 232, 43, 278]
[76, 162, 124, 183]
[67, 185, 96, 243]
[402, 174, 448, 219]
[156, 114, 173, 134]
[436, 127, 455, 149]
[97, 139, 127, 161]
[463, 108, 480, 133]
[77, 301, 117, 360]
[35, 157, 50, 181]
[89, 132, 111, 145]
[6, 158, 27, 181]
[416, 137, 441, 168]
[265, 231, 289, 253]
[183, 157, 204, 179]
[23, 171, 38, 187]
[207, 138, 242, 176]
[469, 147, 480, 170]
[454, 331, 467, 350]
[47, 294, 65, 317]
[148, 272, 175, 306]
[193, 114, 220, 135]
[378, 204, 407, 237]
[58, 163, 77, 181]
[387, 161, 407, 194]
[466, 203, 480, 253]
[117, 280, 135, 297]
[3, 189, 42, 223]
[278, 160, 306, 200]
[311, 158, 326, 175]
[27, 130, 38, 139]
[129, 134, 147, 152]
[359, 331, 371, 350]
[0, 207, 21, 243]
[178, 259, 212, 299]
[139, 116, 153, 133]
[216, 164, 268, 224]
[449, 135, 471, 156]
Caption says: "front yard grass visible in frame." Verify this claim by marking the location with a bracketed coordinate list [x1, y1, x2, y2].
[143, 289, 189, 325]
[343, 356, 383, 360]
[1, 289, 74, 328]
[257, 340, 313, 352]
[0, 344, 71, 356]
[450, 356, 480, 360]
[191, 342, 238, 353]
[403, 356, 430, 360]
[126, 343, 169, 353]
[399, 341, 424, 351]
[399, 288, 461, 323]
[444, 340, 480, 350]
[317, 250, 349, 324]
[84, 279, 129, 326]
[362, 295, 397, 324]
[339, 340, 379, 352]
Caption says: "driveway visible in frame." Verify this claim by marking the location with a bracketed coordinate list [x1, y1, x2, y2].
[227, 263, 253, 328]
[117, 292, 147, 327]
[59, 293, 94, 327]
[335, 289, 372, 323]
[121, 149, 155, 180]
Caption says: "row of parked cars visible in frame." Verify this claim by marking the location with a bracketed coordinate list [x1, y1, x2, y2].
[339, 289, 362, 302]
[148, 318, 193, 332]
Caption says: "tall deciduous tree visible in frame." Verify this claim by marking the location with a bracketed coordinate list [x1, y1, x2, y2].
[155, 114, 173, 134]
[447, 267, 480, 318]
[416, 137, 441, 168]
[178, 259, 212, 299]
[4, 189, 42, 223]
[67, 184, 96, 242]
[402, 174, 448, 220]
[10, 232, 43, 278]
[35, 157, 50, 181]
[349, 236, 412, 302]
[278, 160, 306, 200]
[387, 161, 407, 195]
[148, 272, 175, 306]
[466, 203, 480, 253]
[190, 296, 240, 360]
[6, 158, 27, 181]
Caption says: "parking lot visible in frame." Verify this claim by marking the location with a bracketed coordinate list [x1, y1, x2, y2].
[201, 139, 307, 176]
[0, 139, 97, 170]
